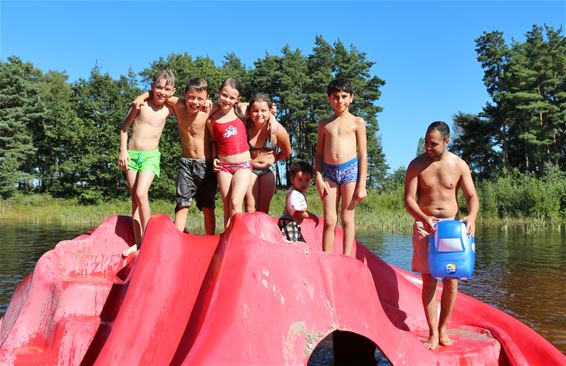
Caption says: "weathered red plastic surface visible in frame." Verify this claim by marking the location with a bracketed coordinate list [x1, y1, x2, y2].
[1, 213, 564, 365]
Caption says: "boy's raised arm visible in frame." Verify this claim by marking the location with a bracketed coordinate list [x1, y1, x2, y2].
[132, 91, 179, 109]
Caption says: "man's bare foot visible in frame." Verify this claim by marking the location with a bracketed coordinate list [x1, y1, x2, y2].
[122, 244, 138, 257]
[439, 333, 454, 347]
[424, 334, 439, 350]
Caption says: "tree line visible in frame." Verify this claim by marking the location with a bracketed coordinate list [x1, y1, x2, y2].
[1, 25, 564, 206]
[452, 24, 566, 179]
[0, 36, 387, 202]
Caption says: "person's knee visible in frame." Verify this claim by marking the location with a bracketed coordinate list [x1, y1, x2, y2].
[323, 213, 338, 228]
[340, 212, 355, 228]
[135, 189, 149, 204]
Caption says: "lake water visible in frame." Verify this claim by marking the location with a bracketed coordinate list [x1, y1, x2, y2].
[1, 220, 565, 359]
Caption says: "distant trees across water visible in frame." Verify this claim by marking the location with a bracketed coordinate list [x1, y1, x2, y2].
[1, 25, 565, 206]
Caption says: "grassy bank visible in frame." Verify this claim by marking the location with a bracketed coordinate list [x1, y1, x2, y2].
[2, 190, 563, 234]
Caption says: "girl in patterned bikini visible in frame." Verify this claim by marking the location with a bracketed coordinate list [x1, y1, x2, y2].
[244, 93, 291, 214]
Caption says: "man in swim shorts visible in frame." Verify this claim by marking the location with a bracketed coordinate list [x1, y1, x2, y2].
[404, 121, 479, 350]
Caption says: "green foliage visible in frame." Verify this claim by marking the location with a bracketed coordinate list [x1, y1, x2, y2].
[0, 57, 44, 197]
[3, 38, 390, 197]
[469, 25, 566, 177]
[476, 165, 566, 220]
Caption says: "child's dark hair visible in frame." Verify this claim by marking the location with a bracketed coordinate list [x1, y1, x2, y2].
[326, 77, 354, 96]
[290, 160, 314, 179]
[219, 78, 246, 120]
[426, 121, 450, 140]
[245, 93, 273, 126]
[184, 77, 208, 94]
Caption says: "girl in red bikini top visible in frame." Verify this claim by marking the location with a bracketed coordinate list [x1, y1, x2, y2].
[209, 115, 248, 156]
[206, 78, 252, 229]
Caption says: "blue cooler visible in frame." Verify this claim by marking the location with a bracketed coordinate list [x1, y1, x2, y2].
[428, 220, 475, 280]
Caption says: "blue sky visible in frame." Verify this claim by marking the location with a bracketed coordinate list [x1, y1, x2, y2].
[1, 1, 564, 172]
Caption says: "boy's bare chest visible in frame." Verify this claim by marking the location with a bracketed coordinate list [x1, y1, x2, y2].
[324, 119, 355, 137]
[138, 105, 169, 126]
[178, 114, 206, 137]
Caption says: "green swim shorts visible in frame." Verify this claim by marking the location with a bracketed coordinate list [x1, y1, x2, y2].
[127, 149, 161, 177]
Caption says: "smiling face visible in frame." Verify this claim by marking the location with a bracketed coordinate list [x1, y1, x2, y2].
[328, 91, 354, 115]
[184, 88, 208, 113]
[218, 85, 240, 111]
[291, 171, 312, 193]
[424, 129, 449, 160]
[150, 80, 176, 105]
[249, 101, 271, 126]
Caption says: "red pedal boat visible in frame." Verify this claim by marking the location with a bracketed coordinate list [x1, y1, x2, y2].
[1, 213, 564, 365]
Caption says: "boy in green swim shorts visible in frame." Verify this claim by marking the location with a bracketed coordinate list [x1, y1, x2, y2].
[118, 69, 176, 256]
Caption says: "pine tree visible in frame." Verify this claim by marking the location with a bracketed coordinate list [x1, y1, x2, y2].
[0, 57, 43, 197]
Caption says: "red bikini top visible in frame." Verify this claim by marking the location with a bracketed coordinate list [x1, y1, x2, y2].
[210, 117, 249, 156]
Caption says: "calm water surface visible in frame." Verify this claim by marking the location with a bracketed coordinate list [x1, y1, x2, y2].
[1, 221, 565, 359]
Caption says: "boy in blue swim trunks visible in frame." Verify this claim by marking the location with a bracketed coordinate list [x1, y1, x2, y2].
[314, 77, 368, 256]
[118, 69, 176, 256]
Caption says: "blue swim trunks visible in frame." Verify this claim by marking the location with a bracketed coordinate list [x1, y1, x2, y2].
[322, 157, 358, 186]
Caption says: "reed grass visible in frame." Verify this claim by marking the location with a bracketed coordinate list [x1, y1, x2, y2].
[1, 190, 563, 234]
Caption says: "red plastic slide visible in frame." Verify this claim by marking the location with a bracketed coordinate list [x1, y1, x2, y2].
[1, 213, 564, 365]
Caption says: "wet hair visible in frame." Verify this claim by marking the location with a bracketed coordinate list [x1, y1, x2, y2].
[290, 160, 314, 179]
[326, 77, 354, 96]
[426, 121, 450, 140]
[154, 69, 176, 87]
[184, 77, 208, 95]
[219, 78, 246, 120]
[245, 93, 273, 127]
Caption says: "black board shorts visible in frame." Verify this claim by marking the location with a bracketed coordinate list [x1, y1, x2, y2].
[176, 157, 217, 211]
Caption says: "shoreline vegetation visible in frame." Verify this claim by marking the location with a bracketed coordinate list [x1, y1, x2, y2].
[2, 187, 564, 235]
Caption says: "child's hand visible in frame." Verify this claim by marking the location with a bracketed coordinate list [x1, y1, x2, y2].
[212, 158, 221, 172]
[308, 212, 320, 227]
[355, 186, 367, 202]
[201, 99, 214, 113]
[315, 174, 329, 198]
[118, 151, 130, 171]
[132, 96, 146, 110]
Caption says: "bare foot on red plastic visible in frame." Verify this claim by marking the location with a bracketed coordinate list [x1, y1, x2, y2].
[424, 334, 439, 350]
[439, 333, 454, 347]
[122, 244, 138, 257]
